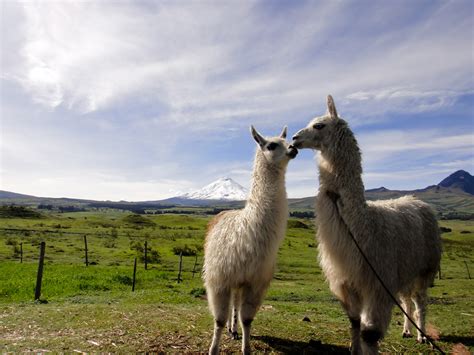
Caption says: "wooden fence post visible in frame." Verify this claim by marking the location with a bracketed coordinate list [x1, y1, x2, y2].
[132, 257, 137, 292]
[177, 252, 183, 283]
[84, 235, 89, 267]
[20, 242, 23, 263]
[144, 241, 148, 270]
[35, 241, 46, 301]
[464, 261, 471, 279]
[192, 255, 198, 278]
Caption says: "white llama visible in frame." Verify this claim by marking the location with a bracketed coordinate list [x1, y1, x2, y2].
[203, 125, 298, 355]
[292, 96, 441, 354]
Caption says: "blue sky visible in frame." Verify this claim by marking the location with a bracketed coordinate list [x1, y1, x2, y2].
[1, 0, 473, 200]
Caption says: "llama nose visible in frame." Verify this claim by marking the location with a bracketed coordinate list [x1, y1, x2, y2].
[292, 132, 301, 141]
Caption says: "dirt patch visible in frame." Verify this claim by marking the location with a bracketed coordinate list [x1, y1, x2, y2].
[426, 323, 440, 341]
[451, 343, 470, 355]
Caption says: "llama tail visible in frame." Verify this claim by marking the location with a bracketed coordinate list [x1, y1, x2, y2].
[228, 288, 242, 339]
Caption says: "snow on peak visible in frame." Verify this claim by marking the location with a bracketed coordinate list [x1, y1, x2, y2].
[179, 177, 248, 201]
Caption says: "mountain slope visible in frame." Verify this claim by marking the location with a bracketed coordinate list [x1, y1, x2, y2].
[438, 170, 474, 195]
[179, 177, 248, 201]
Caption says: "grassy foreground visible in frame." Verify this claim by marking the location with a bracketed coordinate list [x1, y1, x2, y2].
[0, 212, 473, 353]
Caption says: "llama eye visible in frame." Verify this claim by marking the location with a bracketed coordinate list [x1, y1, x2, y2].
[313, 123, 326, 130]
[267, 142, 278, 151]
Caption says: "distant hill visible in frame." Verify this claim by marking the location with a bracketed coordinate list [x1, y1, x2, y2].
[0, 191, 94, 207]
[0, 191, 38, 199]
[438, 170, 474, 195]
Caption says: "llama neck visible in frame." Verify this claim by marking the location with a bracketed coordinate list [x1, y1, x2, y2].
[245, 150, 288, 218]
[318, 121, 366, 210]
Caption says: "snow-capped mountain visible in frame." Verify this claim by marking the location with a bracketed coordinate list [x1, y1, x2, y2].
[179, 177, 248, 201]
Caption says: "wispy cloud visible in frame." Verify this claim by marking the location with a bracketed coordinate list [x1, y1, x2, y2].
[5, 1, 472, 124]
[346, 88, 471, 115]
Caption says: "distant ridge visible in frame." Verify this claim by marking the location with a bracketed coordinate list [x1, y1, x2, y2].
[0, 191, 38, 199]
[366, 187, 389, 193]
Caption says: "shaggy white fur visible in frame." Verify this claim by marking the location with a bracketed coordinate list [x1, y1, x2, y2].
[203, 126, 297, 355]
[292, 96, 441, 355]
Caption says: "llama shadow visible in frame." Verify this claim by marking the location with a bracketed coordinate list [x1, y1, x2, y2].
[440, 334, 474, 347]
[253, 335, 349, 354]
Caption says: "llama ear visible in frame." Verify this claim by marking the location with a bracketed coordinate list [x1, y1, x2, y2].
[279, 126, 288, 139]
[327, 95, 338, 119]
[250, 125, 267, 147]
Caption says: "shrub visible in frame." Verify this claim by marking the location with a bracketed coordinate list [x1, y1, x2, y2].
[287, 220, 310, 229]
[290, 211, 315, 218]
[30, 236, 43, 246]
[5, 238, 18, 246]
[144, 249, 161, 264]
[173, 244, 197, 256]
[190, 287, 206, 298]
[122, 214, 156, 227]
[130, 241, 143, 252]
[0, 205, 43, 218]
[78, 283, 110, 291]
[110, 227, 118, 239]
[12, 244, 21, 258]
[130, 241, 161, 264]
[103, 238, 117, 248]
[439, 226, 452, 234]
[112, 274, 133, 285]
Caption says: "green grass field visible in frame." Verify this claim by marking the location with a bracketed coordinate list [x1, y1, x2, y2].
[0, 211, 473, 353]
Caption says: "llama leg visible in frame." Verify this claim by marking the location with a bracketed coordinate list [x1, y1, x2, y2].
[412, 291, 428, 343]
[400, 296, 413, 338]
[240, 284, 266, 355]
[348, 317, 361, 355]
[360, 298, 392, 355]
[208, 287, 231, 355]
[228, 288, 241, 339]
[339, 284, 362, 355]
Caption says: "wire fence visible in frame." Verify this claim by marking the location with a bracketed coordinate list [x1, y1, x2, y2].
[0, 226, 472, 302]
[0, 226, 205, 301]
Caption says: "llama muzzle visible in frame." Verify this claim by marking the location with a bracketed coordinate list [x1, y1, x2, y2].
[288, 145, 298, 158]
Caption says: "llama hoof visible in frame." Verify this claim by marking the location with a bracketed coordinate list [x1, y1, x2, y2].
[402, 331, 413, 338]
[417, 336, 427, 344]
[228, 329, 239, 340]
[349, 342, 361, 355]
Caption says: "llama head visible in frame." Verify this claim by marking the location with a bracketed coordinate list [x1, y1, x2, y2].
[250, 125, 298, 166]
[292, 95, 342, 150]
